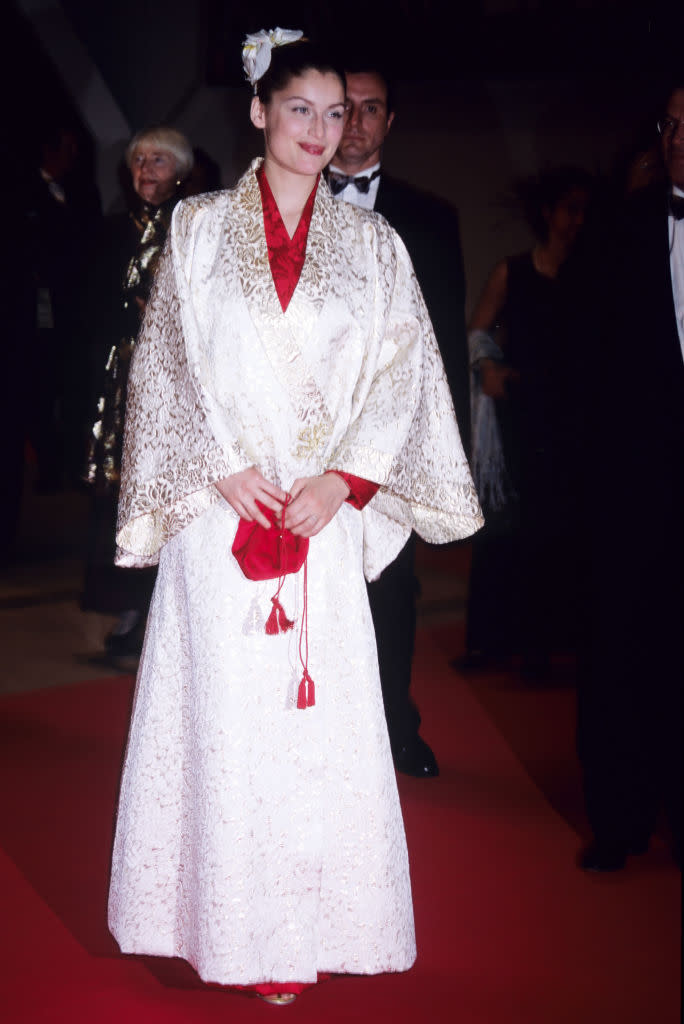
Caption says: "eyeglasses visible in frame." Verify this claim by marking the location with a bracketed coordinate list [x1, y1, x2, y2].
[657, 117, 684, 137]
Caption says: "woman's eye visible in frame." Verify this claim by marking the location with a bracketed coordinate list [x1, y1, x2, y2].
[293, 105, 309, 115]
[328, 110, 344, 120]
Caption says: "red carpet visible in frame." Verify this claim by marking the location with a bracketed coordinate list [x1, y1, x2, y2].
[0, 629, 680, 1023]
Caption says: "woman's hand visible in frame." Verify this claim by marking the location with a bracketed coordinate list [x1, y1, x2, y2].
[215, 468, 288, 529]
[284, 473, 350, 537]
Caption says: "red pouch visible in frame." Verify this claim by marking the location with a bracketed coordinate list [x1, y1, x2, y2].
[231, 498, 315, 708]
[231, 500, 309, 581]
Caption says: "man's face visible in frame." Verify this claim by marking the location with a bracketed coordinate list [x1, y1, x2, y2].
[661, 88, 684, 189]
[335, 71, 394, 172]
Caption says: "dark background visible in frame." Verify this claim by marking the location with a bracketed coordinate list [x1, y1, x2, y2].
[5, 0, 683, 303]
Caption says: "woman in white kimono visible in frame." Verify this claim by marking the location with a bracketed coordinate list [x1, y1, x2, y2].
[108, 31, 482, 1004]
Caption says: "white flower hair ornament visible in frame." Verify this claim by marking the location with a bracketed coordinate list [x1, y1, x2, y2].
[242, 27, 304, 92]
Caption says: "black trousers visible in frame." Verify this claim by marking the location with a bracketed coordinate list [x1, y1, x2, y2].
[577, 519, 683, 856]
[366, 534, 421, 752]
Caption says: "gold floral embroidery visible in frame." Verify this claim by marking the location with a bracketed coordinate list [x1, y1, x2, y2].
[295, 423, 332, 459]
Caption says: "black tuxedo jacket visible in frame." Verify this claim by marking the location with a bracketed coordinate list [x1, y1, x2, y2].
[590, 185, 684, 503]
[576, 183, 684, 633]
[576, 186, 683, 822]
[373, 174, 471, 457]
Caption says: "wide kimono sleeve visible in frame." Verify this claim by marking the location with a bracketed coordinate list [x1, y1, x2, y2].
[328, 225, 483, 580]
[115, 201, 251, 567]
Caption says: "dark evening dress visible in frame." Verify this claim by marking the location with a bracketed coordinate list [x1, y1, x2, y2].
[467, 251, 580, 663]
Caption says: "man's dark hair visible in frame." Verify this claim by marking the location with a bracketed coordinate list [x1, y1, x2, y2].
[661, 78, 684, 113]
[341, 57, 395, 116]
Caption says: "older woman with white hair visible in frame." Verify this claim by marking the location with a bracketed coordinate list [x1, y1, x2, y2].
[82, 125, 193, 667]
[124, 126, 194, 205]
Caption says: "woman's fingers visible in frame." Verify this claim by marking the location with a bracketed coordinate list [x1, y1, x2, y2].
[285, 475, 348, 536]
[217, 471, 345, 534]
[215, 468, 288, 527]
[252, 481, 289, 527]
[248, 501, 274, 530]
[260, 478, 289, 506]
[288, 478, 306, 502]
[284, 478, 310, 531]
[285, 479, 317, 531]
[287, 508, 322, 537]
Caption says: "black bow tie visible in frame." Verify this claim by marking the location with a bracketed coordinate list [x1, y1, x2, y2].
[326, 169, 380, 196]
[669, 194, 684, 219]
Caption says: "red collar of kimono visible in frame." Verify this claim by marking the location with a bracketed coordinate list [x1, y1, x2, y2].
[256, 163, 320, 313]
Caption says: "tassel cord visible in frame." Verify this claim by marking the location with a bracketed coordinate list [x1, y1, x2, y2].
[297, 560, 315, 707]
[262, 493, 315, 708]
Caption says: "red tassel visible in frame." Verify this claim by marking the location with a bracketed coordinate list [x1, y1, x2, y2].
[294, 561, 316, 709]
[295, 670, 315, 709]
[265, 599, 281, 635]
[277, 603, 294, 632]
[265, 594, 294, 636]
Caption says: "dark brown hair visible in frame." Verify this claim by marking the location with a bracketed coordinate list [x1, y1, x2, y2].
[516, 166, 594, 241]
[255, 40, 346, 105]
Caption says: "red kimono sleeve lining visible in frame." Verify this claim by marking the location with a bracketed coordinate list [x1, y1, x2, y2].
[326, 470, 379, 510]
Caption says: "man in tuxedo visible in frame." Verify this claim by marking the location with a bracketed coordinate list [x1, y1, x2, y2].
[23, 123, 101, 490]
[328, 66, 470, 778]
[576, 83, 684, 871]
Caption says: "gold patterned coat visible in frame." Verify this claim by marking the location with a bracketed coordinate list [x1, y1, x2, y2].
[86, 197, 177, 494]
[82, 198, 177, 615]
[108, 161, 482, 986]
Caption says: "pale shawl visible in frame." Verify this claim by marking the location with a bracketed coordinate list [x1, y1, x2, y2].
[116, 159, 482, 579]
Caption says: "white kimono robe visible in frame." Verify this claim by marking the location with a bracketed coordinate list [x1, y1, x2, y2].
[108, 160, 482, 987]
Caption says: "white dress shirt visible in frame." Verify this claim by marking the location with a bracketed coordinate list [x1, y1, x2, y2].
[668, 184, 684, 363]
[327, 161, 381, 211]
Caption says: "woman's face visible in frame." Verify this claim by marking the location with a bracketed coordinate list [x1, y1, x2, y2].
[251, 70, 346, 179]
[544, 187, 590, 247]
[130, 143, 178, 205]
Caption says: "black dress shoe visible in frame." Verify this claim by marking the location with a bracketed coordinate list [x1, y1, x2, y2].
[103, 625, 145, 672]
[393, 737, 439, 778]
[105, 625, 144, 659]
[579, 841, 628, 872]
[579, 837, 649, 873]
[450, 650, 506, 672]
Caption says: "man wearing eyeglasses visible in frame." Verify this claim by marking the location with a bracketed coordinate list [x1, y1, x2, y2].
[577, 83, 684, 872]
[327, 63, 470, 780]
